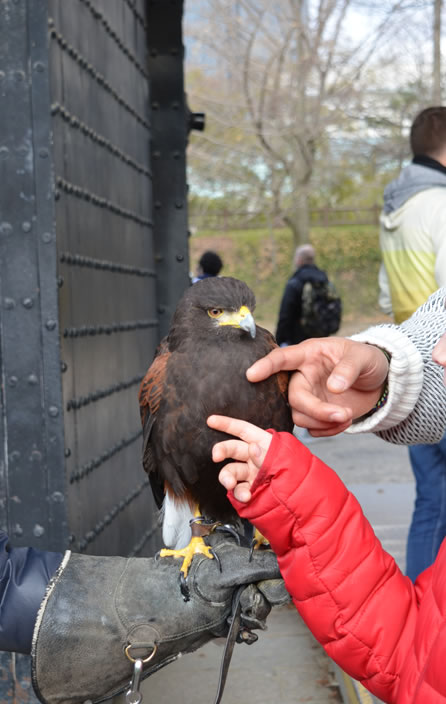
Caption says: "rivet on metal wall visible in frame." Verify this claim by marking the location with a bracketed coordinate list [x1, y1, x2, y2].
[173, 151, 180, 159]
[13, 524, 23, 537]
[22, 297, 33, 308]
[0, 222, 13, 236]
[0, 147, 9, 160]
[33, 524, 45, 537]
[64, 448, 71, 457]
[4, 298, 15, 309]
[151, 101, 159, 109]
[33, 62, 45, 73]
[48, 405, 59, 417]
[8, 376, 18, 387]
[172, 101, 179, 109]
[27, 374, 38, 385]
[0, 71, 5, 81]
[153, 151, 161, 159]
[30, 450, 42, 462]
[175, 201, 183, 209]
[15, 71, 25, 82]
[22, 221, 31, 232]
[39, 148, 49, 159]
[42, 232, 52, 243]
[46, 319, 57, 330]
[60, 361, 68, 373]
[176, 254, 184, 262]
[150, 49, 158, 57]
[155, 201, 161, 209]
[51, 491, 64, 503]
[57, 276, 64, 288]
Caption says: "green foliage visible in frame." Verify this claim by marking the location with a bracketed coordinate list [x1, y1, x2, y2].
[189, 225, 386, 332]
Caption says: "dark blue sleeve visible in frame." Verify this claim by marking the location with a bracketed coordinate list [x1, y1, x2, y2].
[0, 532, 63, 654]
[276, 278, 302, 346]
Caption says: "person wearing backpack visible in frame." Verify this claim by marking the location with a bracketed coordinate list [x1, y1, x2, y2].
[275, 244, 341, 347]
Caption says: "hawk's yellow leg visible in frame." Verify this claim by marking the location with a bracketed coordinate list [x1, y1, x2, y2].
[159, 506, 214, 578]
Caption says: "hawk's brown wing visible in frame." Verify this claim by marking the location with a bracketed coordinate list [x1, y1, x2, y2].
[139, 322, 292, 519]
[138, 338, 170, 508]
[257, 326, 291, 408]
[139, 339, 169, 425]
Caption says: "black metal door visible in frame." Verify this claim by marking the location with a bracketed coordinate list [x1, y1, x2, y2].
[0, 0, 190, 698]
[49, 0, 160, 558]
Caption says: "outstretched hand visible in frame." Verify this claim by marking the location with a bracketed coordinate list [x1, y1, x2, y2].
[208, 415, 272, 502]
[247, 338, 389, 437]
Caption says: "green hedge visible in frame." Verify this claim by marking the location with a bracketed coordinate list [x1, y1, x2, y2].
[189, 225, 385, 331]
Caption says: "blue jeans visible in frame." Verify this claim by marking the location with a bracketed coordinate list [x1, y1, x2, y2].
[406, 432, 446, 581]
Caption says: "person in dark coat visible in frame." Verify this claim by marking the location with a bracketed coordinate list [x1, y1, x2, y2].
[275, 244, 329, 346]
[0, 532, 62, 654]
[192, 250, 223, 283]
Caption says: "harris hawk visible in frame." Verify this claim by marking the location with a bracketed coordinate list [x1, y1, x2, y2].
[139, 276, 293, 591]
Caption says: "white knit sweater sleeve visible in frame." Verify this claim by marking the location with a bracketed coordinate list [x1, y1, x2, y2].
[345, 288, 446, 444]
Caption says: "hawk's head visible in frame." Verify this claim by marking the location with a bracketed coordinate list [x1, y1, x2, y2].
[169, 277, 257, 348]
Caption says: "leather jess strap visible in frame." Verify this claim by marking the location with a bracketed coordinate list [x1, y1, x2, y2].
[213, 585, 256, 704]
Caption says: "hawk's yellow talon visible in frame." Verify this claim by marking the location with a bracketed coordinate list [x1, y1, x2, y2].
[160, 535, 214, 577]
[253, 528, 270, 548]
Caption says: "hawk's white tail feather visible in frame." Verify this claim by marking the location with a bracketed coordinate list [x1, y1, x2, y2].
[162, 493, 194, 549]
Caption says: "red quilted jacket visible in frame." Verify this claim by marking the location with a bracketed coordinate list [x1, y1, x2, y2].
[229, 431, 446, 703]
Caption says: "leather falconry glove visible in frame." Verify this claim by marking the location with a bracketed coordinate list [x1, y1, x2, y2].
[31, 531, 289, 704]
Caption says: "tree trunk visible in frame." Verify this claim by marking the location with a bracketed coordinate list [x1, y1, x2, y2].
[433, 0, 442, 103]
[283, 189, 310, 247]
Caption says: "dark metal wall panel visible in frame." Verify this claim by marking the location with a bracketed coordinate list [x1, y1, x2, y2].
[0, 1, 67, 699]
[0, 0, 190, 564]
[147, 0, 190, 339]
[0, 0, 68, 551]
[47, 0, 161, 557]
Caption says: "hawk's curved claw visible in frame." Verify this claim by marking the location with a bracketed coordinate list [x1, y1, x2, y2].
[154, 550, 162, 562]
[248, 539, 257, 563]
[215, 523, 241, 545]
[180, 573, 190, 602]
[210, 547, 222, 573]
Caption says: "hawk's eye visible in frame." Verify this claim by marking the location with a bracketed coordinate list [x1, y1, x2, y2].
[208, 308, 223, 319]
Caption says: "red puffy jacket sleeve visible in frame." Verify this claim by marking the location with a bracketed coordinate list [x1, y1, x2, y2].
[229, 431, 427, 703]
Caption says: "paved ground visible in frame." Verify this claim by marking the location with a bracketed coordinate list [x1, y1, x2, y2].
[114, 430, 414, 704]
[305, 429, 414, 573]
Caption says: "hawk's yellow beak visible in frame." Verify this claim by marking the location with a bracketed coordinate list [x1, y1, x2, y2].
[218, 306, 256, 338]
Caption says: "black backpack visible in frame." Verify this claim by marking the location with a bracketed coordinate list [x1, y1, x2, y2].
[299, 279, 342, 337]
